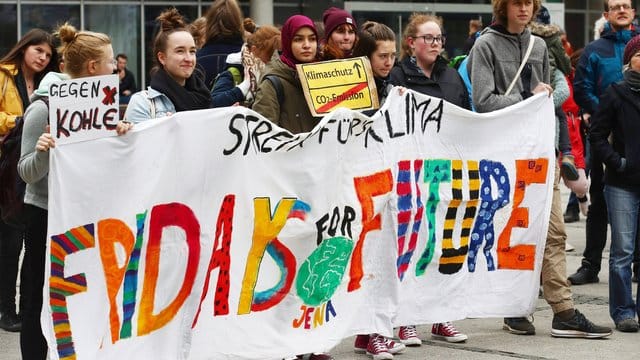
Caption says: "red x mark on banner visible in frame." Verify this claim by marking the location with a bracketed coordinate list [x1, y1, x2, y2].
[102, 86, 117, 105]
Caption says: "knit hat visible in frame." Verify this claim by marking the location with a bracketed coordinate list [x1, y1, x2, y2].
[623, 34, 640, 65]
[322, 7, 356, 40]
[280, 15, 318, 69]
[536, 6, 551, 25]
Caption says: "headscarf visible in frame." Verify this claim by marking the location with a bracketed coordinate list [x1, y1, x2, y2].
[280, 15, 318, 69]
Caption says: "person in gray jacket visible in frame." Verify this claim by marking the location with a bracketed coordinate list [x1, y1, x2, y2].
[18, 23, 131, 360]
[467, 0, 611, 340]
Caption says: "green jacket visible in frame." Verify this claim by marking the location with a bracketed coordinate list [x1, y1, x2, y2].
[251, 57, 319, 134]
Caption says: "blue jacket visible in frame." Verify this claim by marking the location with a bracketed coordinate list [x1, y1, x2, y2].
[196, 39, 243, 88]
[573, 23, 639, 114]
[457, 56, 474, 111]
[211, 69, 245, 107]
[123, 87, 176, 123]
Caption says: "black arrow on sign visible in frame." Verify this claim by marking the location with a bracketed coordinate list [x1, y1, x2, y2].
[353, 62, 362, 78]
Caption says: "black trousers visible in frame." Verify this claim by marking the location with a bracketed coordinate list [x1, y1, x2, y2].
[582, 159, 608, 273]
[0, 218, 24, 315]
[20, 204, 48, 360]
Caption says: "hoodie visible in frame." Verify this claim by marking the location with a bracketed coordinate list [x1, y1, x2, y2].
[18, 71, 69, 210]
[467, 25, 550, 113]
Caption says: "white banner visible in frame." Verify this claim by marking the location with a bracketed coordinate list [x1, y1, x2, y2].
[44, 90, 555, 360]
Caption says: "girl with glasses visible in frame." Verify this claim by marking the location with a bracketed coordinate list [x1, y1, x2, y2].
[389, 13, 470, 111]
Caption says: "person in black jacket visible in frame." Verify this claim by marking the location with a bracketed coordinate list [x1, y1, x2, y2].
[389, 13, 470, 111]
[388, 12, 471, 347]
[589, 34, 640, 333]
[116, 53, 137, 104]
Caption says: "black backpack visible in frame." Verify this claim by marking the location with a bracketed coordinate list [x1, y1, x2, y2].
[0, 97, 48, 225]
[263, 74, 284, 105]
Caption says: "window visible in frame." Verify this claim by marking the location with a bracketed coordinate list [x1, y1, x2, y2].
[86, 5, 141, 90]
[21, 4, 80, 34]
[0, 4, 17, 57]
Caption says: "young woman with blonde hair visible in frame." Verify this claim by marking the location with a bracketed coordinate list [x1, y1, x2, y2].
[18, 23, 131, 359]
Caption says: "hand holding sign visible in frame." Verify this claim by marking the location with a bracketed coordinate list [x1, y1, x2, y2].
[35, 125, 55, 152]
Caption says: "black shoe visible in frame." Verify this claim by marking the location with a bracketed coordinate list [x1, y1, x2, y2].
[615, 318, 639, 332]
[503, 317, 535, 335]
[551, 309, 612, 338]
[561, 154, 580, 181]
[563, 206, 579, 223]
[568, 266, 599, 285]
[294, 354, 334, 360]
[0, 311, 21, 332]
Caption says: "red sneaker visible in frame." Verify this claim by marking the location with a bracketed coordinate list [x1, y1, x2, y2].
[398, 325, 421, 346]
[366, 334, 394, 360]
[354, 334, 370, 353]
[431, 322, 468, 343]
[381, 335, 405, 354]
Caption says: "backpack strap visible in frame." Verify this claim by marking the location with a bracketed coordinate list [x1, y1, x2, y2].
[505, 36, 536, 96]
[264, 74, 284, 106]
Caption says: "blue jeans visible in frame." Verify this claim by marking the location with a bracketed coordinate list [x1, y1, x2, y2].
[604, 185, 640, 324]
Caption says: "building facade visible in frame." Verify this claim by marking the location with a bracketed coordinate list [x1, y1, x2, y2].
[0, 0, 635, 87]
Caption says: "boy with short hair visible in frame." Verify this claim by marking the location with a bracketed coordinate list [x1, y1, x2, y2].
[468, 0, 612, 339]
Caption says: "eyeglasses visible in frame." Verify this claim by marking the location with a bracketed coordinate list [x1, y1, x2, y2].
[105, 59, 117, 66]
[608, 3, 632, 12]
[414, 34, 446, 45]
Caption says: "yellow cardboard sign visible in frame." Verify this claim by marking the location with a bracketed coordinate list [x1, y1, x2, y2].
[296, 57, 379, 116]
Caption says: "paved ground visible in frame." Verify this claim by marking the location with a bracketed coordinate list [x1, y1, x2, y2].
[2, 187, 638, 359]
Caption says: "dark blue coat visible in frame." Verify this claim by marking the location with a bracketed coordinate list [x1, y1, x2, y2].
[210, 69, 244, 108]
[196, 38, 243, 88]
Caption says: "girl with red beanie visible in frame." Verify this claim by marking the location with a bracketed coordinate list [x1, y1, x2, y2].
[320, 7, 358, 60]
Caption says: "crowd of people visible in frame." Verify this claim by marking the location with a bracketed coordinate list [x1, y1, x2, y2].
[0, 0, 639, 359]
